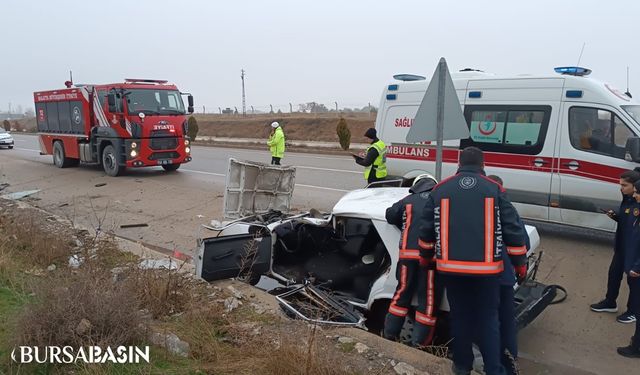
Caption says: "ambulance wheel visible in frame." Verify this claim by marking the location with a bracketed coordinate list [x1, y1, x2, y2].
[162, 164, 180, 172]
[102, 145, 124, 177]
[53, 141, 77, 168]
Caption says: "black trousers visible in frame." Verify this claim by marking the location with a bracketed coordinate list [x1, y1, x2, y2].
[444, 275, 505, 375]
[606, 250, 631, 311]
[628, 275, 640, 347]
[271, 157, 281, 165]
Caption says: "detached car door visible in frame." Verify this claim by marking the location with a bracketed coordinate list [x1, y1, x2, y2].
[196, 232, 272, 284]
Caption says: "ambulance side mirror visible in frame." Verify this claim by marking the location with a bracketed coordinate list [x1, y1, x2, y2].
[625, 137, 640, 162]
[107, 94, 117, 113]
[187, 95, 194, 114]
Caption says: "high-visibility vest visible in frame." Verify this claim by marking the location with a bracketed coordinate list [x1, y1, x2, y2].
[268, 127, 285, 158]
[364, 140, 387, 180]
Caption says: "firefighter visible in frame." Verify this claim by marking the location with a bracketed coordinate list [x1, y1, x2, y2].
[419, 147, 527, 375]
[487, 175, 530, 375]
[383, 174, 439, 347]
[591, 170, 640, 324]
[267, 121, 285, 165]
[352, 128, 387, 186]
[617, 180, 640, 358]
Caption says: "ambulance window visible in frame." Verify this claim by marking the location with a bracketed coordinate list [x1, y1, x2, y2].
[461, 105, 551, 155]
[568, 107, 634, 159]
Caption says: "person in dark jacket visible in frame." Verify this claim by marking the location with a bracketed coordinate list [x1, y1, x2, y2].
[384, 174, 440, 347]
[487, 175, 530, 375]
[352, 128, 387, 186]
[591, 170, 640, 324]
[617, 180, 640, 358]
[419, 147, 527, 375]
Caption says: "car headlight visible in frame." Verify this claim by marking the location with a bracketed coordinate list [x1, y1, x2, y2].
[130, 150, 138, 158]
[131, 142, 138, 149]
[185, 146, 191, 154]
[184, 139, 190, 146]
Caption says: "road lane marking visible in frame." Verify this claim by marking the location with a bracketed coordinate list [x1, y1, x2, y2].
[14, 147, 41, 152]
[181, 168, 349, 192]
[295, 165, 360, 174]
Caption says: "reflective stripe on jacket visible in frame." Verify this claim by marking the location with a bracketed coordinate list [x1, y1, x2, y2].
[364, 140, 387, 180]
[419, 166, 526, 276]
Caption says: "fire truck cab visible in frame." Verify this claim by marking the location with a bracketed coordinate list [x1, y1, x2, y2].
[34, 79, 194, 176]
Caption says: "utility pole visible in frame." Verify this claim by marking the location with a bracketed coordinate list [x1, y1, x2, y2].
[218, 107, 222, 114]
[289, 103, 293, 113]
[270, 104, 273, 114]
[368, 102, 371, 118]
[251, 106, 255, 114]
[203, 105, 205, 114]
[241, 69, 246, 116]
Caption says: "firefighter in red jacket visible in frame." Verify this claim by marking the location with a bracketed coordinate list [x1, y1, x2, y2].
[383, 174, 440, 347]
[419, 147, 527, 375]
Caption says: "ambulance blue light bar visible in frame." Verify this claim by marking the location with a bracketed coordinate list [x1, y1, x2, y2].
[554, 67, 592, 76]
[393, 74, 426, 82]
[566, 90, 583, 98]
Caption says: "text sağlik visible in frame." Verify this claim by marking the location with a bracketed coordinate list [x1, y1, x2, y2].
[11, 346, 150, 364]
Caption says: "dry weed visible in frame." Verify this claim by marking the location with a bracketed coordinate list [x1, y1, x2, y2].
[13, 269, 144, 349]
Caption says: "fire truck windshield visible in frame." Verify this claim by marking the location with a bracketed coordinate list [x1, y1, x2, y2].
[126, 89, 186, 115]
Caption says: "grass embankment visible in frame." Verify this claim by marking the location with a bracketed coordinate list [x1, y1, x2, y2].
[0, 201, 356, 374]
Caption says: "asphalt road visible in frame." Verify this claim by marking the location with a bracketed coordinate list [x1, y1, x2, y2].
[1, 134, 637, 374]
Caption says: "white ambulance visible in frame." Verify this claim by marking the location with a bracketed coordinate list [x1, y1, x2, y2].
[375, 67, 640, 232]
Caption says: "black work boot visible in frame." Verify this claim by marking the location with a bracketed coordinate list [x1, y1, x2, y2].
[617, 336, 640, 358]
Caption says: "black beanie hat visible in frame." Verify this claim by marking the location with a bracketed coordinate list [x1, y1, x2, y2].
[364, 128, 377, 139]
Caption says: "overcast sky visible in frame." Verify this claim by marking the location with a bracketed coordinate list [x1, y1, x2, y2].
[1, 0, 638, 113]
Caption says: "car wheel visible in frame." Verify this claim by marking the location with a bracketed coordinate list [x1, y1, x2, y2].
[162, 163, 180, 172]
[8, 145, 13, 149]
[102, 144, 124, 176]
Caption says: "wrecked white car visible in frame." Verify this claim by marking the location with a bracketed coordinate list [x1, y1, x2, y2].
[195, 159, 557, 342]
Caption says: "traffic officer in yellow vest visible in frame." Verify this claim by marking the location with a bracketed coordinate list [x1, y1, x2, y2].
[267, 121, 285, 165]
[419, 147, 527, 375]
[352, 128, 387, 185]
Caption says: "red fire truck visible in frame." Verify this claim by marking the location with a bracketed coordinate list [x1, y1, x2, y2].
[33, 79, 194, 176]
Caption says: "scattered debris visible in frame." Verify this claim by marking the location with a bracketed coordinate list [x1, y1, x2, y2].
[75, 319, 93, 335]
[149, 332, 190, 358]
[94, 183, 107, 187]
[355, 343, 369, 354]
[393, 362, 428, 375]
[46, 264, 56, 272]
[68, 255, 83, 268]
[0, 183, 10, 192]
[58, 203, 69, 207]
[1, 189, 40, 200]
[227, 285, 244, 299]
[139, 258, 178, 270]
[224, 297, 242, 312]
[120, 223, 149, 229]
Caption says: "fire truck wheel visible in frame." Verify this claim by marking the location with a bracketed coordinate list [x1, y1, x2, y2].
[162, 164, 181, 172]
[101, 144, 124, 177]
[53, 141, 77, 168]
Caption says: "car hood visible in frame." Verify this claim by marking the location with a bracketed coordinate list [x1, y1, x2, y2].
[332, 188, 411, 221]
[0, 133, 12, 139]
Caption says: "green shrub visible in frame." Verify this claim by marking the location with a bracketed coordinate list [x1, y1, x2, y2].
[336, 117, 351, 151]
[187, 116, 199, 141]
